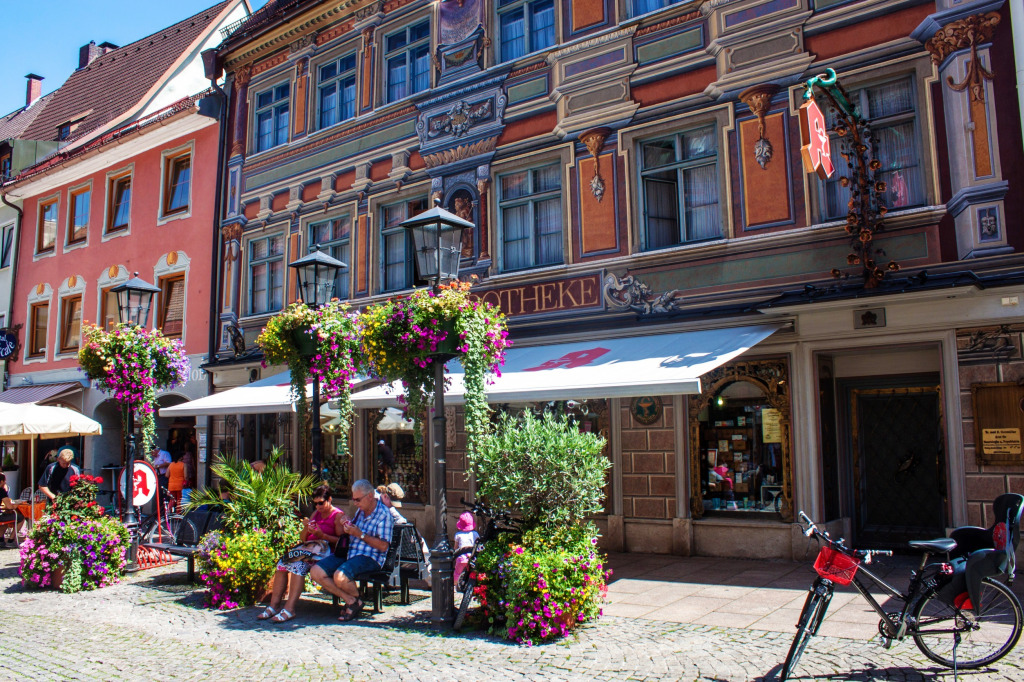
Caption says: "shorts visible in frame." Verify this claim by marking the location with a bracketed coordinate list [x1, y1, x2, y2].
[315, 553, 380, 581]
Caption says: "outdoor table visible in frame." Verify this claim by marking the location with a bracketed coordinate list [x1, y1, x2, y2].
[16, 501, 47, 522]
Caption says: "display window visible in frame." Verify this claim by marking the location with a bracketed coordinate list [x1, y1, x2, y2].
[689, 357, 793, 521]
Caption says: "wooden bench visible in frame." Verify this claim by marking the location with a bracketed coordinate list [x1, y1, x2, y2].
[142, 508, 223, 582]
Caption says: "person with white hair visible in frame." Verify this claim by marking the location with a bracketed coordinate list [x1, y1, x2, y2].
[38, 449, 81, 503]
[309, 479, 394, 622]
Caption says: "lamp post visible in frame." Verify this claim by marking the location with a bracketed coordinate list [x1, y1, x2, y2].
[288, 245, 346, 478]
[110, 272, 160, 568]
[401, 198, 472, 630]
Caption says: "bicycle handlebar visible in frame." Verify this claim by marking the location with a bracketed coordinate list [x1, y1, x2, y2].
[797, 510, 892, 563]
[460, 497, 514, 525]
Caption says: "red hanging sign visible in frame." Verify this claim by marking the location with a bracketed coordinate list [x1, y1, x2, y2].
[799, 97, 835, 180]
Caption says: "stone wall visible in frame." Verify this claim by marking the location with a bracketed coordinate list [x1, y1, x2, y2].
[619, 396, 677, 520]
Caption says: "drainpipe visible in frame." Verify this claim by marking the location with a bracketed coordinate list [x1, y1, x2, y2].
[203, 48, 229, 488]
[0, 189, 23, 391]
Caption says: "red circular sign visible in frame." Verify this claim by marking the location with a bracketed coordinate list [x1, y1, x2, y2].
[118, 460, 158, 506]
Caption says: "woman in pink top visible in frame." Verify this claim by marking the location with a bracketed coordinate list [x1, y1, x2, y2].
[259, 483, 346, 623]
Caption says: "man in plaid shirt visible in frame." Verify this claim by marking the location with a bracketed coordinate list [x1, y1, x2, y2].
[310, 479, 394, 621]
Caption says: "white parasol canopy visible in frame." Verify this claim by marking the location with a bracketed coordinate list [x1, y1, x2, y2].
[377, 407, 414, 432]
[0, 403, 103, 440]
[0, 403, 102, 525]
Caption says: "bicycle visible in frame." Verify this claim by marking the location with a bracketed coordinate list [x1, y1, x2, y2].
[453, 498, 519, 632]
[780, 508, 1023, 681]
[137, 487, 197, 545]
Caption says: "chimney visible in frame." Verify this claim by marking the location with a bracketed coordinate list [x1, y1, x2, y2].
[79, 41, 103, 68]
[25, 74, 43, 107]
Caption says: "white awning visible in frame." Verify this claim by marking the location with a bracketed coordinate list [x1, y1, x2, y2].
[158, 371, 376, 418]
[350, 323, 780, 408]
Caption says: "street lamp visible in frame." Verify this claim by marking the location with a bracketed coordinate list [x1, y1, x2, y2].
[288, 245, 346, 478]
[400, 198, 472, 630]
[111, 272, 160, 567]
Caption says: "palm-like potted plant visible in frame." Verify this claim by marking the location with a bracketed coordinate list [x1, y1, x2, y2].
[359, 279, 510, 459]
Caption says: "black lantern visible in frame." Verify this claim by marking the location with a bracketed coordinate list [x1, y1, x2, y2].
[401, 199, 473, 286]
[111, 273, 161, 327]
[289, 245, 347, 308]
[110, 272, 159, 571]
[288, 245, 347, 481]
[401, 197, 473, 630]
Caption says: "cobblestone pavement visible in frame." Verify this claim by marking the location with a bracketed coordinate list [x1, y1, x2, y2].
[0, 547, 1022, 681]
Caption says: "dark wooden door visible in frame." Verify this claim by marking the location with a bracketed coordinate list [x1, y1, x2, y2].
[851, 386, 946, 548]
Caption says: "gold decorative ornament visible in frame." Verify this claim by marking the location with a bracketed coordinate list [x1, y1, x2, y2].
[926, 12, 1000, 102]
[579, 127, 611, 202]
[739, 84, 779, 170]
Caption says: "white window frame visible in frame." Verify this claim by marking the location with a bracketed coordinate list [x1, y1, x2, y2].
[244, 229, 288, 317]
[497, 163, 565, 272]
[158, 142, 195, 224]
[252, 81, 291, 154]
[65, 181, 92, 251]
[496, 0, 557, 64]
[382, 17, 432, 105]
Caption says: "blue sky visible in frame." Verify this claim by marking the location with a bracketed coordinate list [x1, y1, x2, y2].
[0, 0, 268, 118]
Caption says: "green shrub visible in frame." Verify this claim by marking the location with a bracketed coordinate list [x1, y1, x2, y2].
[473, 410, 609, 527]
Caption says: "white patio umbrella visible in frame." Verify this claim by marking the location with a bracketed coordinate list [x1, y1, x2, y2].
[377, 406, 414, 432]
[0, 403, 102, 525]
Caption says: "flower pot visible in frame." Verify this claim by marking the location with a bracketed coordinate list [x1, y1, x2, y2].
[51, 565, 64, 591]
[419, 322, 461, 359]
[291, 326, 318, 357]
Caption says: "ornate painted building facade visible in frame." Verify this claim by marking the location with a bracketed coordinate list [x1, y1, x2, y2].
[198, 0, 1024, 559]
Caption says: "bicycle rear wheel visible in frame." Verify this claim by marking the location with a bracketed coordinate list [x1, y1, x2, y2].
[780, 585, 830, 681]
[913, 577, 1022, 669]
[453, 577, 477, 632]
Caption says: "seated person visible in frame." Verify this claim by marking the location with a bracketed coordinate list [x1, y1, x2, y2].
[259, 483, 347, 624]
[376, 482, 432, 580]
[309, 479, 394, 622]
[0, 472, 27, 546]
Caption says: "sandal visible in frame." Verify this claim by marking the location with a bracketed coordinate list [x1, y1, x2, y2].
[270, 608, 295, 623]
[257, 606, 280, 621]
[338, 599, 364, 622]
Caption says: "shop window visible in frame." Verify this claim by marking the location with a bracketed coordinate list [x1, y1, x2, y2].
[107, 173, 132, 234]
[691, 364, 791, 519]
[384, 20, 430, 104]
[248, 233, 285, 315]
[498, 0, 555, 63]
[318, 54, 357, 129]
[158, 274, 186, 338]
[309, 216, 351, 299]
[37, 198, 57, 254]
[254, 83, 290, 153]
[371, 408, 423, 503]
[820, 76, 923, 221]
[59, 295, 82, 353]
[380, 197, 429, 292]
[68, 187, 90, 245]
[29, 302, 48, 357]
[639, 125, 720, 250]
[498, 164, 563, 272]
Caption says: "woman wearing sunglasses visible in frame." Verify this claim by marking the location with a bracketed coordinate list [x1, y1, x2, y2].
[258, 483, 347, 623]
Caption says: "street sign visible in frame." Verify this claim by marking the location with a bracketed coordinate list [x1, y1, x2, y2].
[799, 97, 835, 180]
[118, 460, 158, 506]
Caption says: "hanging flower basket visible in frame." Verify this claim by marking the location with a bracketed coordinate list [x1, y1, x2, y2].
[78, 324, 189, 452]
[359, 279, 510, 459]
[257, 301, 361, 481]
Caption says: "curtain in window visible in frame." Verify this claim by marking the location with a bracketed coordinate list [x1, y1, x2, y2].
[341, 79, 356, 121]
[332, 242, 350, 299]
[257, 111, 273, 151]
[643, 175, 678, 249]
[269, 260, 284, 311]
[683, 163, 720, 241]
[275, 106, 289, 147]
[320, 83, 337, 127]
[412, 46, 430, 94]
[534, 197, 561, 265]
[387, 56, 407, 102]
[632, 0, 673, 16]
[384, 232, 406, 290]
[874, 121, 921, 209]
[502, 204, 530, 271]
[531, 0, 555, 52]
[251, 263, 268, 313]
[501, 10, 526, 62]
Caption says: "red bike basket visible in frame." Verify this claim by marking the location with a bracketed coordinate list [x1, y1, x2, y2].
[813, 546, 860, 585]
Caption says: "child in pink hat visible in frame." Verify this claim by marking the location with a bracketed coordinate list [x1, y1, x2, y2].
[453, 511, 479, 586]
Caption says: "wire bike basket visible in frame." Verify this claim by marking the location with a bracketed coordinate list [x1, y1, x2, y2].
[813, 546, 860, 585]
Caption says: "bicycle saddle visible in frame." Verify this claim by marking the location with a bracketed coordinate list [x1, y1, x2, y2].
[908, 537, 957, 554]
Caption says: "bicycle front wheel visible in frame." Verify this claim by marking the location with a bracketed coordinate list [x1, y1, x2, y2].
[913, 577, 1022, 669]
[173, 516, 200, 546]
[780, 586, 829, 681]
[453, 577, 477, 632]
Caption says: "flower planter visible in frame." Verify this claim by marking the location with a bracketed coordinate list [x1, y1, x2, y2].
[418, 322, 461, 359]
[291, 326, 318, 357]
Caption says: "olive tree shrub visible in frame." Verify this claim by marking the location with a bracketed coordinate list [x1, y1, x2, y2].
[472, 410, 609, 527]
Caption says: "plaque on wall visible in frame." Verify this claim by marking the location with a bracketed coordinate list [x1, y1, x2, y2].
[630, 396, 662, 425]
[973, 382, 1024, 463]
[761, 408, 782, 443]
